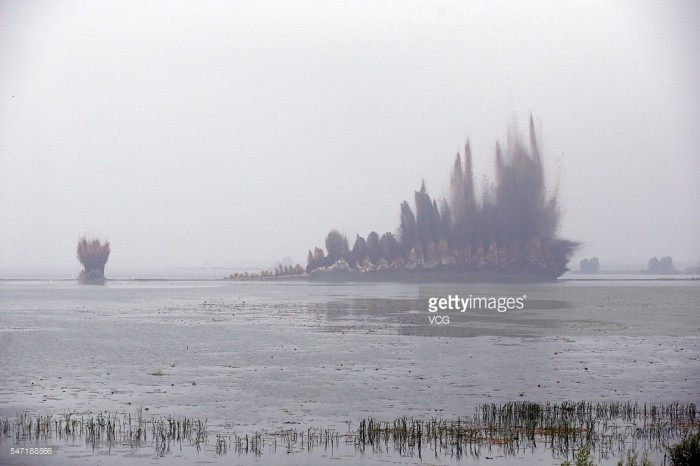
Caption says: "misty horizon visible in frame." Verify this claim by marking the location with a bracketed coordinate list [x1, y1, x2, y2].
[1, 1, 699, 273]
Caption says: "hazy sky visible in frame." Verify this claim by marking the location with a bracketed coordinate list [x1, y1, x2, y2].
[1, 0, 699, 273]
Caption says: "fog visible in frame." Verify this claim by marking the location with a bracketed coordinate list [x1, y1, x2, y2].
[1, 1, 698, 273]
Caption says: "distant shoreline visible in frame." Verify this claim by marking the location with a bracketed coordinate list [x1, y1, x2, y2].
[1, 275, 697, 283]
[2, 264, 699, 283]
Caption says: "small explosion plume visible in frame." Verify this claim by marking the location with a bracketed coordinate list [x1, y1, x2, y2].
[77, 236, 111, 280]
[307, 117, 578, 280]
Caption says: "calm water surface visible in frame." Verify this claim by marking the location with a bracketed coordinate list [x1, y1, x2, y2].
[0, 279, 698, 464]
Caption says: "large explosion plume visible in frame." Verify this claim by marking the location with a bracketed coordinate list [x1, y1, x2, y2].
[307, 117, 578, 280]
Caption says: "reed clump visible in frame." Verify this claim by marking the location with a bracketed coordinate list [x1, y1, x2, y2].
[1, 410, 206, 456]
[667, 429, 700, 466]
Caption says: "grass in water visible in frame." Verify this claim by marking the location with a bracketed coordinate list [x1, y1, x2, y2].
[1, 402, 696, 463]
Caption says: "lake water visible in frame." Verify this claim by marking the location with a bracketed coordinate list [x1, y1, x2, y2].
[0, 278, 698, 465]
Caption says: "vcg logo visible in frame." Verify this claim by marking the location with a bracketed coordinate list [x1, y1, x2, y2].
[428, 314, 450, 325]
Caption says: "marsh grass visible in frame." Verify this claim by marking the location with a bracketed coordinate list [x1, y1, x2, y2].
[0, 402, 695, 462]
[1, 409, 207, 457]
[615, 448, 655, 466]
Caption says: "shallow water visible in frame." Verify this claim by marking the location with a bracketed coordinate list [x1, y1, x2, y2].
[0, 279, 698, 464]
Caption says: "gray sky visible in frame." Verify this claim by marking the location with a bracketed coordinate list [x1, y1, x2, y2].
[1, 0, 699, 272]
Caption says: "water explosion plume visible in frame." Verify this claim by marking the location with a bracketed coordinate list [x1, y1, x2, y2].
[77, 236, 110, 280]
[307, 117, 578, 280]
[435, 117, 578, 278]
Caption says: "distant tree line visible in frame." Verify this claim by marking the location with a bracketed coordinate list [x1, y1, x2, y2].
[579, 257, 600, 273]
[306, 118, 578, 279]
[647, 256, 676, 274]
[227, 263, 305, 280]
